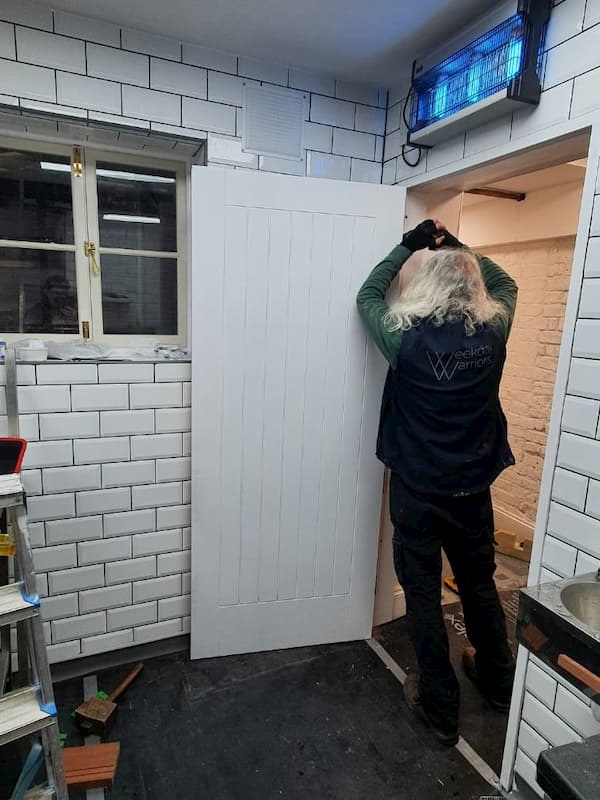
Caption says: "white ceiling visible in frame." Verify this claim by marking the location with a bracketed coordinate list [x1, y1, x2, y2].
[460, 161, 587, 207]
[36, 0, 498, 86]
[413, 131, 591, 197]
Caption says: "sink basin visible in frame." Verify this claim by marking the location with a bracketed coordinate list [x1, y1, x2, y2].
[519, 572, 600, 698]
[560, 580, 600, 633]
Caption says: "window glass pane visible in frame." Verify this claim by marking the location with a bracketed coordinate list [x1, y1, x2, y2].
[100, 254, 178, 335]
[96, 162, 177, 252]
[0, 248, 78, 333]
[0, 149, 74, 244]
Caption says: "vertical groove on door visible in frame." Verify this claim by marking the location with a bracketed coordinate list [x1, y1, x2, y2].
[218, 205, 249, 606]
[239, 209, 271, 604]
[296, 213, 335, 599]
[277, 212, 314, 601]
[331, 216, 361, 597]
[333, 217, 377, 597]
[314, 214, 355, 598]
[258, 210, 291, 602]
[273, 212, 295, 602]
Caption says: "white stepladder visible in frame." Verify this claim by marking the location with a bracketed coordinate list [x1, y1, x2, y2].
[0, 471, 68, 800]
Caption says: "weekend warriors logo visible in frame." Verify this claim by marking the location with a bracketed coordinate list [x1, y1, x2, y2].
[427, 345, 493, 381]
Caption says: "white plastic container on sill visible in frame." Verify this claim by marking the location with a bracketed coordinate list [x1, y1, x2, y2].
[17, 339, 48, 362]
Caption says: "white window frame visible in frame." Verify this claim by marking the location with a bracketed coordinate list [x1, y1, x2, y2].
[0, 137, 86, 342]
[0, 136, 187, 345]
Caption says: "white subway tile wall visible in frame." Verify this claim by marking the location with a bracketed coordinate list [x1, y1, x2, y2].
[307, 151, 351, 182]
[134, 618, 182, 644]
[0, 60, 56, 103]
[0, 23, 15, 59]
[56, 72, 121, 114]
[87, 44, 149, 87]
[21, 468, 41, 496]
[0, 1, 385, 177]
[81, 629, 133, 657]
[122, 85, 181, 125]
[2, 362, 191, 661]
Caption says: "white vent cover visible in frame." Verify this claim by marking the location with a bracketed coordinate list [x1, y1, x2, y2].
[242, 84, 306, 161]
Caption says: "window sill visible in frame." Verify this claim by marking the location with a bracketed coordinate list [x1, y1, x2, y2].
[13, 356, 191, 364]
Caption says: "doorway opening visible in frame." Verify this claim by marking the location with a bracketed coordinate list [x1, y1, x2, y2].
[373, 130, 591, 628]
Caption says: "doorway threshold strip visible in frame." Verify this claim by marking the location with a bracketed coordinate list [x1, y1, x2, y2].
[366, 638, 501, 790]
[82, 674, 105, 800]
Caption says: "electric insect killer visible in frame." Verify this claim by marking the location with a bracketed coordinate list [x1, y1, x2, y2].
[407, 0, 551, 148]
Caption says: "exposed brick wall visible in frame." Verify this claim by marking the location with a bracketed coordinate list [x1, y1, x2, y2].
[481, 238, 574, 529]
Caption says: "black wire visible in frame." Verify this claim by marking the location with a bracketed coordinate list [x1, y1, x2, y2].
[401, 143, 422, 168]
[400, 84, 425, 168]
[402, 86, 412, 130]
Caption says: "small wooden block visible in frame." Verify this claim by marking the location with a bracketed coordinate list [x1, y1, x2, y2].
[494, 529, 516, 550]
[494, 528, 533, 563]
[519, 538, 533, 560]
[75, 696, 116, 724]
[62, 742, 120, 789]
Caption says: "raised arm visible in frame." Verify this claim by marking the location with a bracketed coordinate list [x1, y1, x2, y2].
[441, 230, 518, 339]
[476, 254, 518, 339]
[356, 244, 411, 367]
[356, 219, 446, 367]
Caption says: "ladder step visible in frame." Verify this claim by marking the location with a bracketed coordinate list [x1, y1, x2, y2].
[0, 686, 57, 746]
[0, 582, 40, 626]
[0, 646, 9, 695]
[0, 473, 24, 510]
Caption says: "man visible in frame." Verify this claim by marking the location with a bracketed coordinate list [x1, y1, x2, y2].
[356, 219, 517, 747]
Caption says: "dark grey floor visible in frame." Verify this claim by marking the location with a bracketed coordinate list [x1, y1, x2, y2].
[23, 640, 497, 800]
[2, 555, 527, 798]
[374, 589, 519, 775]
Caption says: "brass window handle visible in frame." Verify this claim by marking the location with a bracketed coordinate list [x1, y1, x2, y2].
[84, 241, 100, 275]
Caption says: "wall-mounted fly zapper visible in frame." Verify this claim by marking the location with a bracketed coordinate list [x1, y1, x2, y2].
[407, 0, 551, 148]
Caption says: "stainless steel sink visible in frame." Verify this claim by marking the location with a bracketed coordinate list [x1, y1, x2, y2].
[518, 570, 600, 701]
[519, 570, 600, 644]
[561, 580, 600, 633]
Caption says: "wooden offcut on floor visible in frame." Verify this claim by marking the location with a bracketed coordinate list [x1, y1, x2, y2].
[63, 742, 120, 790]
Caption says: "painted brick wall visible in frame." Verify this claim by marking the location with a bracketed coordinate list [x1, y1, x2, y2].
[0, 360, 192, 663]
[385, 0, 600, 793]
[483, 238, 574, 529]
[0, 0, 386, 181]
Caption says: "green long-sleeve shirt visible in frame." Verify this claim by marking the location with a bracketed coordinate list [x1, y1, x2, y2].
[355, 244, 518, 368]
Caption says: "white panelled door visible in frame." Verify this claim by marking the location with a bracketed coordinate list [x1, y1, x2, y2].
[190, 167, 405, 659]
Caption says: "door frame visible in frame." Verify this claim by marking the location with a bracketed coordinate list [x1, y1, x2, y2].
[391, 115, 600, 793]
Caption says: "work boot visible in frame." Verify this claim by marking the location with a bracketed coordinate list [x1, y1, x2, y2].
[403, 673, 459, 747]
[462, 647, 512, 711]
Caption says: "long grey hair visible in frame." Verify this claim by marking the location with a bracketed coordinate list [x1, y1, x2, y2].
[385, 248, 507, 336]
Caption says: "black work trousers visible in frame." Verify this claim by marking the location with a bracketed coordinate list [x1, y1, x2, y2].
[389, 472, 515, 727]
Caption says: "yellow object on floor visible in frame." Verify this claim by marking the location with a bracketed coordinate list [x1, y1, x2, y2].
[0, 530, 16, 556]
[443, 575, 459, 594]
[494, 529, 532, 562]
